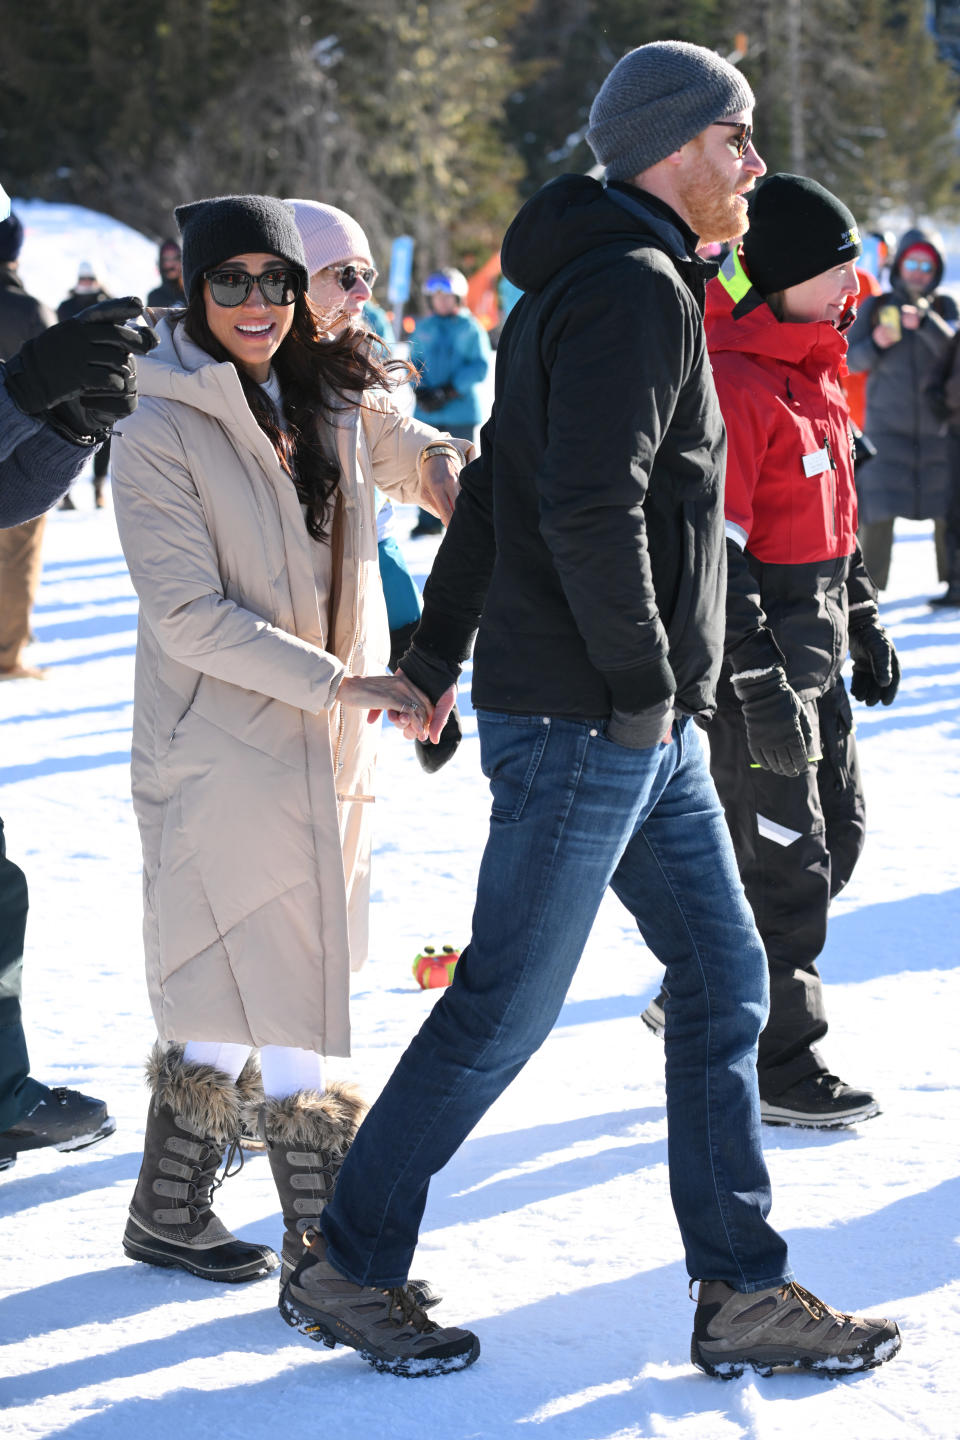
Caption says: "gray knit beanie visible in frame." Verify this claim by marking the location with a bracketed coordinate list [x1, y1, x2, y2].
[587, 41, 755, 181]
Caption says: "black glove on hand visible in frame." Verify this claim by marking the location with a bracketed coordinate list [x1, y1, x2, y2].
[45, 356, 138, 444]
[731, 666, 814, 777]
[415, 383, 458, 413]
[416, 703, 462, 774]
[848, 613, 900, 706]
[415, 386, 442, 413]
[4, 297, 157, 422]
[606, 698, 675, 750]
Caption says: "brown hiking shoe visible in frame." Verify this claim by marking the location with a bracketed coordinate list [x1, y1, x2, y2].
[280, 1228, 479, 1377]
[691, 1279, 901, 1378]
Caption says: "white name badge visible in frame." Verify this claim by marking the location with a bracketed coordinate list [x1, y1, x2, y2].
[802, 447, 830, 478]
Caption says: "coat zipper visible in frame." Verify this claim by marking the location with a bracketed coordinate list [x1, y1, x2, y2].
[822, 433, 837, 537]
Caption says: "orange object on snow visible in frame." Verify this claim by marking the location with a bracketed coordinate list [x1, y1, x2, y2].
[412, 945, 460, 989]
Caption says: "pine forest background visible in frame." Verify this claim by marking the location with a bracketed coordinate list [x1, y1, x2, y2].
[1, 0, 959, 293]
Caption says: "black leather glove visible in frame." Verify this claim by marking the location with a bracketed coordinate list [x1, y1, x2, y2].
[848, 611, 900, 706]
[731, 666, 815, 777]
[606, 699, 675, 750]
[4, 298, 157, 435]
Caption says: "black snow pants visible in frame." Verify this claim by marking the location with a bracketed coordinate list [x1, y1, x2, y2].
[708, 677, 866, 1099]
[0, 817, 43, 1132]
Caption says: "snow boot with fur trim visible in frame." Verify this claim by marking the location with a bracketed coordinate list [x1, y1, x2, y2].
[259, 1083, 439, 1309]
[280, 1227, 478, 1377]
[259, 1082, 367, 1281]
[123, 1044, 279, 1283]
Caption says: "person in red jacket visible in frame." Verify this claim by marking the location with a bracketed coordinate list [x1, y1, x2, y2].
[643, 175, 901, 1128]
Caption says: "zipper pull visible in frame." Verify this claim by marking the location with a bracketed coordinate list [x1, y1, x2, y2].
[822, 435, 837, 469]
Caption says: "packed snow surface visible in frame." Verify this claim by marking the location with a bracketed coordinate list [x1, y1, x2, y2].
[1, 495, 957, 1440]
[1, 202, 959, 1440]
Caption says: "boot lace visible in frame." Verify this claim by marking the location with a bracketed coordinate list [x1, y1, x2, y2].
[778, 1281, 848, 1324]
[300, 1226, 437, 1333]
[186, 1135, 245, 1220]
[385, 1285, 437, 1334]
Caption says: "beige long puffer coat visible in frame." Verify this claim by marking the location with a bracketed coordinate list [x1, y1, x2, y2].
[111, 318, 471, 1055]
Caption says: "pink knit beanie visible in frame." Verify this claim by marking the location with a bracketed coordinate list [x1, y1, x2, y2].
[285, 199, 373, 277]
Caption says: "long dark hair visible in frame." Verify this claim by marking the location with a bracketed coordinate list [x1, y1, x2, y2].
[176, 291, 413, 541]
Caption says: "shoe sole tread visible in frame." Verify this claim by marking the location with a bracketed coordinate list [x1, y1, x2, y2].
[279, 1288, 479, 1376]
[760, 1101, 880, 1129]
[692, 1330, 901, 1378]
[123, 1235, 278, 1283]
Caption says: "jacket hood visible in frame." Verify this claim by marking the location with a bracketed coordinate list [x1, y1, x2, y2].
[135, 313, 251, 426]
[705, 256, 848, 373]
[891, 226, 945, 294]
[500, 174, 696, 294]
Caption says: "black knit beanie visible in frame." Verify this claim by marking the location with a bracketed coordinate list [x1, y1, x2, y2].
[0, 211, 24, 263]
[174, 194, 309, 301]
[742, 174, 862, 296]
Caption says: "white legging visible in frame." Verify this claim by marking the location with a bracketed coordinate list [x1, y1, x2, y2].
[182, 1041, 324, 1098]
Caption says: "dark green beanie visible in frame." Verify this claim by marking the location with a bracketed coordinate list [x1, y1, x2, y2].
[742, 173, 862, 296]
[175, 194, 308, 301]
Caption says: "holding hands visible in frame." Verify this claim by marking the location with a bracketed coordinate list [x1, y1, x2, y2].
[337, 671, 456, 747]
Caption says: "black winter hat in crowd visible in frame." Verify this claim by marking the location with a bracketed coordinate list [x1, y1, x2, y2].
[742, 173, 862, 297]
[0, 211, 24, 263]
[174, 194, 309, 301]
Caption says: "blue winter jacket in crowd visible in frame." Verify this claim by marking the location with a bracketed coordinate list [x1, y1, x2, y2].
[362, 301, 397, 345]
[0, 368, 93, 527]
[410, 309, 491, 430]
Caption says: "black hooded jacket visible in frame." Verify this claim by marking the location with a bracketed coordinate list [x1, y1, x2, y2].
[411, 174, 729, 721]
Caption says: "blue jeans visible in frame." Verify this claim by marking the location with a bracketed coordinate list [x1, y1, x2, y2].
[322, 714, 792, 1293]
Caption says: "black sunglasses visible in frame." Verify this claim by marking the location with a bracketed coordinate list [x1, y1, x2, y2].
[205, 268, 302, 308]
[713, 121, 753, 159]
[325, 263, 378, 293]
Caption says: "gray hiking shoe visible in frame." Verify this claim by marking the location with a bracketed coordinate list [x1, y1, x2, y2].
[691, 1279, 901, 1378]
[280, 1228, 479, 1377]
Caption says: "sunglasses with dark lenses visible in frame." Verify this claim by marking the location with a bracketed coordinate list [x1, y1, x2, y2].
[326, 263, 378, 293]
[205, 268, 302, 307]
[713, 121, 753, 159]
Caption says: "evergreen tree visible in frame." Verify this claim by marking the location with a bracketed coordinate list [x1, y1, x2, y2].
[506, 1, 729, 196]
[737, 0, 960, 223]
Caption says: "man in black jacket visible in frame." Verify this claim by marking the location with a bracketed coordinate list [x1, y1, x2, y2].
[276, 42, 901, 1380]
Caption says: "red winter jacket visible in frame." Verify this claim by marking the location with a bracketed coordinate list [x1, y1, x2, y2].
[705, 258, 876, 699]
[706, 269, 857, 564]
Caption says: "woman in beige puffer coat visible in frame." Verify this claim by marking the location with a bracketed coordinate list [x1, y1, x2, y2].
[112, 195, 471, 1303]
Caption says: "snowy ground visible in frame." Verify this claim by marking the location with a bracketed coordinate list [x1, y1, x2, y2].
[0, 481, 958, 1440]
